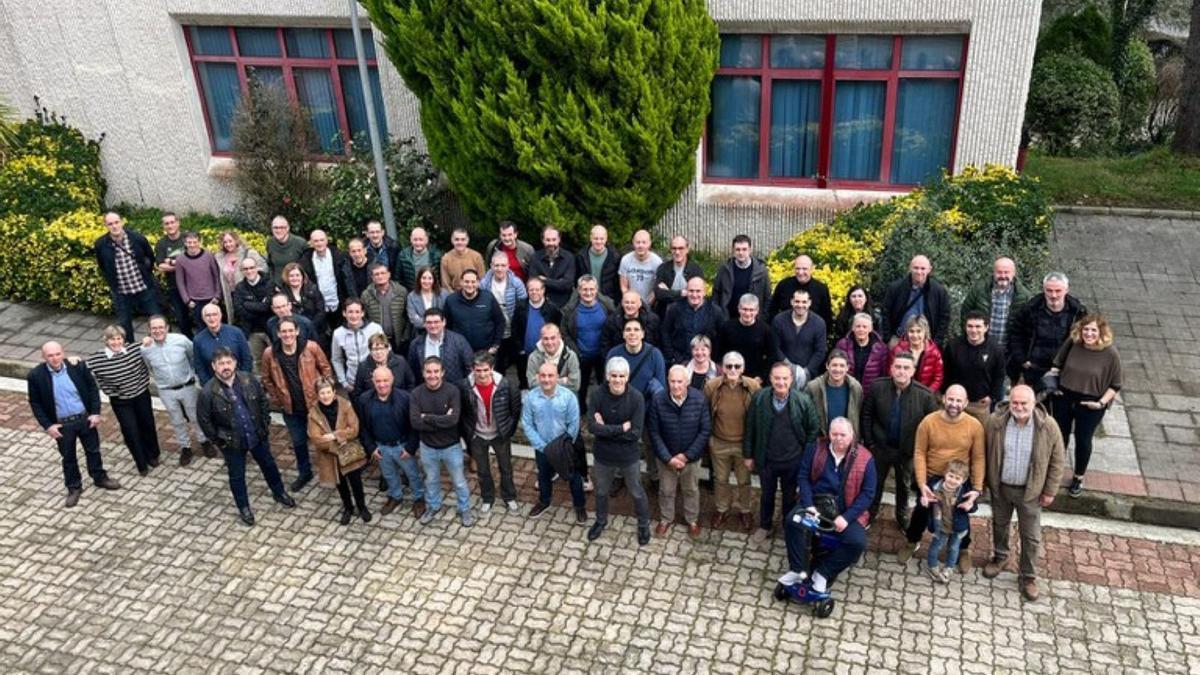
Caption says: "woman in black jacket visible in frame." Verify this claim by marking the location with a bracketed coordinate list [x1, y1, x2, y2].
[277, 262, 328, 335]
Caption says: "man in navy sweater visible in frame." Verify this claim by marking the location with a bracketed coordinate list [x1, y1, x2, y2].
[443, 269, 505, 355]
[358, 367, 424, 519]
[771, 288, 827, 389]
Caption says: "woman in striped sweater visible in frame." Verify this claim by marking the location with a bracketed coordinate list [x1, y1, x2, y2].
[88, 325, 161, 475]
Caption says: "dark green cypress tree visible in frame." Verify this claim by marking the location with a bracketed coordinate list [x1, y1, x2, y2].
[362, 0, 719, 244]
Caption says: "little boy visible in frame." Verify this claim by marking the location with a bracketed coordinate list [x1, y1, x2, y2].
[923, 459, 976, 583]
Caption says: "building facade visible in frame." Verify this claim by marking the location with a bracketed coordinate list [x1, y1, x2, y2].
[0, 0, 1040, 250]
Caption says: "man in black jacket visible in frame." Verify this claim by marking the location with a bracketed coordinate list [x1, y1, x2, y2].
[880, 255, 951, 346]
[711, 235, 771, 318]
[575, 224, 621, 304]
[95, 212, 161, 341]
[340, 238, 374, 299]
[601, 291, 661, 353]
[27, 341, 122, 506]
[443, 269, 505, 355]
[196, 348, 295, 526]
[527, 226, 576, 308]
[653, 235, 703, 318]
[364, 220, 401, 274]
[943, 311, 1007, 424]
[769, 254, 833, 328]
[1006, 272, 1087, 390]
[460, 352, 522, 516]
[661, 277, 727, 365]
[859, 352, 939, 529]
[231, 257, 274, 364]
[715, 294, 781, 383]
[512, 277, 564, 389]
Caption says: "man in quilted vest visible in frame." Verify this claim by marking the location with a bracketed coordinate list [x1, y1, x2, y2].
[778, 417, 877, 594]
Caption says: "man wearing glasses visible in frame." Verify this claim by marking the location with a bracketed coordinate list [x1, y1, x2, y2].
[703, 351, 761, 531]
[232, 257, 274, 365]
[265, 216, 307, 285]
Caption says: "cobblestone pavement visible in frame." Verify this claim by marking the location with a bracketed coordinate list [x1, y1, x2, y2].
[2, 391, 1200, 674]
[1053, 213, 1200, 504]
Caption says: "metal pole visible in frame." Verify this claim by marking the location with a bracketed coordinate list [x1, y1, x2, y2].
[349, 0, 397, 240]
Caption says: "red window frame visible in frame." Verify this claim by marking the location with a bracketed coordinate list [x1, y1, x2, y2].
[184, 25, 381, 158]
[703, 34, 969, 190]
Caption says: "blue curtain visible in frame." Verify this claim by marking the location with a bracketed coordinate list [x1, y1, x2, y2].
[707, 76, 760, 178]
[341, 66, 389, 142]
[901, 36, 963, 71]
[830, 81, 885, 181]
[294, 68, 342, 154]
[769, 80, 820, 178]
[189, 26, 232, 56]
[235, 28, 280, 57]
[834, 35, 892, 69]
[891, 79, 958, 184]
[719, 35, 761, 67]
[197, 63, 241, 151]
[285, 28, 329, 58]
[334, 29, 376, 59]
[770, 35, 825, 69]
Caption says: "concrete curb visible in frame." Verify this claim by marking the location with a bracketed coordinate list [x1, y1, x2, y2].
[1052, 204, 1200, 220]
[4, 356, 1198, 531]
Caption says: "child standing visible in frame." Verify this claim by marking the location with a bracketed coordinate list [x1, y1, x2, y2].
[923, 459, 976, 583]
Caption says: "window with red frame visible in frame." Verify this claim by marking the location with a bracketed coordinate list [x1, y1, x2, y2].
[185, 25, 388, 155]
[705, 33, 967, 189]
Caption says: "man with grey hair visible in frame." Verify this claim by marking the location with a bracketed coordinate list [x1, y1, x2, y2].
[653, 235, 703, 317]
[1006, 271, 1087, 390]
[587, 356, 651, 545]
[648, 364, 711, 539]
[716, 293, 780, 382]
[266, 215, 306, 284]
[704, 350, 760, 530]
[141, 314, 213, 465]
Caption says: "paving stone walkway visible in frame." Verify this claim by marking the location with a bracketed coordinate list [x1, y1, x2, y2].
[2, 390, 1200, 673]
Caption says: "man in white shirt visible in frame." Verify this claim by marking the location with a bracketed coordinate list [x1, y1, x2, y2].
[301, 229, 347, 329]
[140, 314, 212, 465]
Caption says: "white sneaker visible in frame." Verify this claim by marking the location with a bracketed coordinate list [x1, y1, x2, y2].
[583, 479, 594, 493]
[505, 500, 519, 513]
[480, 502, 493, 514]
[778, 570, 807, 586]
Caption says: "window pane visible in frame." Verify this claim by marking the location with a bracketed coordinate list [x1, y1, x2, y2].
[719, 35, 761, 68]
[830, 81, 885, 181]
[334, 29, 376, 60]
[235, 27, 281, 57]
[196, 63, 241, 151]
[891, 79, 958, 184]
[294, 68, 343, 154]
[189, 26, 233, 56]
[246, 65, 283, 90]
[901, 35, 964, 70]
[341, 66, 389, 141]
[769, 80, 821, 178]
[770, 35, 825, 69]
[707, 76, 760, 178]
[834, 35, 893, 69]
[285, 28, 330, 58]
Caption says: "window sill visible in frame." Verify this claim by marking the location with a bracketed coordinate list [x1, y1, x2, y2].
[697, 182, 909, 210]
[206, 155, 341, 179]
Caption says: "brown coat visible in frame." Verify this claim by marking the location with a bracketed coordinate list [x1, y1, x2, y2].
[306, 397, 366, 486]
[984, 402, 1066, 502]
[260, 339, 333, 414]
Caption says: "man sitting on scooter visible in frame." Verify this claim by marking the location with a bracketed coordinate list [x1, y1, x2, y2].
[779, 416, 877, 593]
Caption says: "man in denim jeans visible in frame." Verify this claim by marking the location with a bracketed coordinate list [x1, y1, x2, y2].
[358, 367, 425, 519]
[410, 357, 474, 527]
[522, 361, 586, 523]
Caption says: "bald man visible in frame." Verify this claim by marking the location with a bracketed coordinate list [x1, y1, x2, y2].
[881, 254, 951, 346]
[769, 254, 833, 329]
[899, 384, 986, 571]
[396, 226, 444, 290]
[618, 229, 663, 307]
[575, 224, 622, 302]
[982, 384, 1065, 602]
[960, 256, 1032, 350]
[300, 228, 348, 327]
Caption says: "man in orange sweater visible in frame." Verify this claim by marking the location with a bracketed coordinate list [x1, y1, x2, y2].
[898, 384, 985, 572]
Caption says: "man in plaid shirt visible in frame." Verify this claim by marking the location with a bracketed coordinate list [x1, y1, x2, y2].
[94, 212, 161, 341]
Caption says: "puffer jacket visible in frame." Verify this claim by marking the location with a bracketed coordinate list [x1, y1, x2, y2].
[361, 281, 410, 343]
[890, 338, 945, 393]
[835, 332, 890, 392]
[459, 373, 522, 443]
[395, 244, 444, 290]
[647, 387, 712, 462]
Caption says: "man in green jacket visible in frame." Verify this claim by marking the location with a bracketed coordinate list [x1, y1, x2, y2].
[743, 361, 820, 546]
[960, 256, 1032, 351]
[395, 227, 443, 290]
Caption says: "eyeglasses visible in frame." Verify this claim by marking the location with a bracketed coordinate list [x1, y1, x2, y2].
[670, 246, 686, 251]
[723, 363, 743, 370]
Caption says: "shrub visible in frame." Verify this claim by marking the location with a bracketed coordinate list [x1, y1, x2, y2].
[1035, 3, 1112, 68]
[315, 136, 446, 246]
[1113, 38, 1156, 146]
[1026, 52, 1120, 156]
[0, 154, 102, 220]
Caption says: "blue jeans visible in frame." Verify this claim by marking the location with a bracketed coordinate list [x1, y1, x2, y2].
[379, 443, 425, 502]
[784, 504, 867, 584]
[420, 442, 471, 513]
[536, 450, 585, 509]
[111, 286, 161, 342]
[927, 528, 969, 569]
[282, 411, 313, 478]
[221, 440, 286, 510]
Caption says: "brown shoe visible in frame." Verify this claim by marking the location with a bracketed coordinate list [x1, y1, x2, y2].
[957, 554, 972, 574]
[982, 558, 1006, 579]
[65, 489, 81, 508]
[738, 512, 754, 532]
[654, 521, 671, 536]
[750, 527, 771, 546]
[711, 512, 727, 529]
[411, 499, 427, 519]
[687, 523, 701, 539]
[1020, 578, 1040, 602]
[96, 477, 122, 490]
[380, 497, 400, 516]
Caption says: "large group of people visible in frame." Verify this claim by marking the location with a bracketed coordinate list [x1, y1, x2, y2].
[27, 212, 1124, 604]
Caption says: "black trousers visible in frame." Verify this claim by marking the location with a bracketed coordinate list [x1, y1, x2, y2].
[110, 392, 162, 472]
[336, 468, 367, 511]
[56, 417, 108, 489]
[870, 449, 912, 523]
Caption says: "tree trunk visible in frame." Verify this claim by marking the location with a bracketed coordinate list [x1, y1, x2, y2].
[1174, 0, 1200, 155]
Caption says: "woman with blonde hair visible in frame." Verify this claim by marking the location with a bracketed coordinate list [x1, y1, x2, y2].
[87, 325, 162, 475]
[889, 314, 944, 392]
[307, 376, 371, 525]
[1048, 314, 1122, 497]
[216, 230, 267, 323]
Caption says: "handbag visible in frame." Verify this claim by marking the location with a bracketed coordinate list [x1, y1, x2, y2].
[335, 439, 366, 467]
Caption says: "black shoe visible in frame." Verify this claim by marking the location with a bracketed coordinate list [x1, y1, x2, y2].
[180, 447, 193, 467]
[529, 503, 550, 519]
[96, 477, 122, 490]
[587, 521, 606, 541]
[359, 507, 373, 523]
[239, 507, 255, 526]
[1069, 476, 1083, 498]
[274, 492, 297, 508]
[202, 441, 217, 458]
[638, 525, 651, 546]
[290, 473, 313, 492]
[138, 466, 150, 477]
[148, 456, 161, 468]
[339, 509, 352, 526]
[575, 506, 587, 524]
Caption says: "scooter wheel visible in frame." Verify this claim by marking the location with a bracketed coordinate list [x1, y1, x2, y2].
[814, 599, 835, 618]
[773, 583, 788, 601]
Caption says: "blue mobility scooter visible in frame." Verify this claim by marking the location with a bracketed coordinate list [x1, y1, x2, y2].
[772, 510, 842, 618]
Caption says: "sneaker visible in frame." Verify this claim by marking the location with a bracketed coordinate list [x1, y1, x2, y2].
[461, 510, 477, 527]
[583, 479, 594, 493]
[505, 500, 520, 513]
[1069, 476, 1083, 498]
[419, 507, 439, 526]
[529, 502, 550, 519]
[179, 447, 193, 467]
[575, 506, 587, 524]
[927, 565, 946, 584]
[898, 541, 920, 563]
[480, 501, 493, 514]
[778, 570, 807, 586]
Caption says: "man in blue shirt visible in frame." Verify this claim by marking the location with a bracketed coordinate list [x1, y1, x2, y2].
[193, 304, 252, 384]
[522, 360, 585, 522]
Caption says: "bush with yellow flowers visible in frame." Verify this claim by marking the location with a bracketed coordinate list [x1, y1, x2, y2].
[767, 164, 1053, 335]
